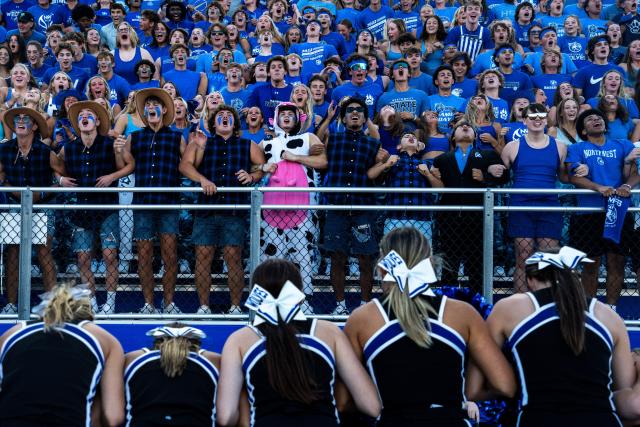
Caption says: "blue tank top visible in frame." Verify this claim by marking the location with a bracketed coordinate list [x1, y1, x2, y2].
[511, 136, 559, 206]
[114, 47, 142, 82]
[426, 136, 448, 153]
[475, 124, 498, 151]
[124, 114, 143, 136]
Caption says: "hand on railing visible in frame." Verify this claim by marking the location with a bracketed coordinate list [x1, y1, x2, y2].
[200, 178, 217, 196]
[597, 185, 616, 198]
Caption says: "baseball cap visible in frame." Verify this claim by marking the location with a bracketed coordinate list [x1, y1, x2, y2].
[18, 12, 34, 22]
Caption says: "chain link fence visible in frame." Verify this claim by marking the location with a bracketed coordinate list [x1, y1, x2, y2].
[3, 187, 640, 320]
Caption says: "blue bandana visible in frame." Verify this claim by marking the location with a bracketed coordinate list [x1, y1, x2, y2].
[603, 195, 630, 244]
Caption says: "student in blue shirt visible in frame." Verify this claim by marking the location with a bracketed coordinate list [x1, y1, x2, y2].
[494, 45, 533, 106]
[524, 27, 577, 75]
[539, 0, 568, 37]
[514, 2, 537, 49]
[586, 69, 639, 118]
[1, 0, 34, 32]
[444, 0, 491, 61]
[27, 0, 65, 34]
[566, 108, 640, 308]
[288, 19, 339, 83]
[572, 34, 626, 100]
[41, 42, 89, 90]
[356, 0, 393, 41]
[331, 54, 383, 119]
[248, 55, 293, 123]
[394, 0, 420, 35]
[532, 49, 572, 106]
[451, 52, 478, 99]
[426, 64, 466, 132]
[478, 69, 510, 123]
[220, 64, 251, 113]
[404, 47, 434, 94]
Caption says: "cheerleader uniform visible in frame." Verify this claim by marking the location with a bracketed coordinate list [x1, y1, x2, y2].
[363, 296, 472, 427]
[124, 349, 218, 426]
[507, 287, 622, 427]
[0, 321, 104, 426]
[243, 318, 339, 427]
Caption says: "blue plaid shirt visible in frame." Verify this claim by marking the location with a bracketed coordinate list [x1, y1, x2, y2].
[130, 126, 182, 205]
[198, 135, 253, 207]
[386, 152, 434, 219]
[323, 129, 380, 205]
[0, 139, 54, 203]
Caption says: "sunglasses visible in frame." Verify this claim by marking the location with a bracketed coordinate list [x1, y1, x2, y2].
[527, 113, 547, 119]
[349, 62, 367, 71]
[211, 31, 225, 36]
[346, 106, 365, 113]
[392, 62, 409, 70]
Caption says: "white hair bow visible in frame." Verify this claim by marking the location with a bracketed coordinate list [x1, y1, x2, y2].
[525, 246, 593, 270]
[378, 250, 438, 298]
[31, 283, 92, 317]
[146, 326, 207, 340]
[245, 281, 307, 326]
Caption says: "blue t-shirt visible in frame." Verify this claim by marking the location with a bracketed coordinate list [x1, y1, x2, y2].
[394, 10, 420, 34]
[470, 50, 524, 76]
[409, 73, 435, 95]
[489, 96, 510, 123]
[539, 15, 567, 37]
[330, 80, 383, 119]
[531, 74, 572, 106]
[220, 87, 251, 112]
[288, 42, 338, 82]
[106, 74, 131, 108]
[572, 63, 626, 100]
[248, 83, 294, 122]
[558, 36, 589, 68]
[356, 6, 394, 40]
[431, 7, 456, 31]
[501, 70, 533, 105]
[580, 18, 607, 39]
[320, 32, 347, 60]
[451, 79, 478, 99]
[125, 11, 141, 30]
[606, 118, 635, 140]
[566, 138, 634, 208]
[94, 7, 111, 26]
[491, 3, 516, 20]
[524, 52, 577, 75]
[164, 69, 201, 101]
[376, 88, 429, 116]
[74, 54, 98, 76]
[42, 66, 89, 90]
[27, 4, 65, 33]
[504, 121, 528, 144]
[1, 0, 34, 31]
[425, 93, 466, 132]
[132, 80, 160, 90]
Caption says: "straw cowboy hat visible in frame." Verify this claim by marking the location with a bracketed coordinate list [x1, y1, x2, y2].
[3, 107, 49, 139]
[135, 88, 175, 127]
[67, 100, 111, 136]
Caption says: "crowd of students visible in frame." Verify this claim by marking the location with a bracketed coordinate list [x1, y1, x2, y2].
[1, 0, 640, 316]
[1, 229, 640, 426]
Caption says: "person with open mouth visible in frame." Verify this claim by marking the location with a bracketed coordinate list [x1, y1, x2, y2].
[613, 0, 640, 45]
[444, 0, 491, 61]
[162, 43, 207, 103]
[0, 107, 62, 315]
[57, 100, 133, 315]
[179, 105, 265, 315]
[117, 88, 186, 315]
[572, 34, 627, 101]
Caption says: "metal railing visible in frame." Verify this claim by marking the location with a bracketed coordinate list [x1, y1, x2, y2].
[3, 186, 639, 320]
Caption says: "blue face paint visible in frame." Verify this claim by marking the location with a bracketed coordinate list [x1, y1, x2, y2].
[14, 116, 33, 128]
[144, 106, 162, 118]
[217, 113, 233, 126]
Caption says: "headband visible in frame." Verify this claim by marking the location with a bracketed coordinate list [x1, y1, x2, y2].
[146, 326, 207, 340]
[378, 250, 437, 298]
[539, 27, 556, 39]
[245, 281, 306, 326]
[31, 283, 92, 317]
[525, 246, 593, 270]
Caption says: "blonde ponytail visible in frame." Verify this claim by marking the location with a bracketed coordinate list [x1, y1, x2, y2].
[153, 322, 202, 377]
[42, 284, 93, 332]
[380, 227, 438, 348]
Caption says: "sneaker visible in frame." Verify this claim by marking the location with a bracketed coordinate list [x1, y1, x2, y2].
[138, 303, 159, 314]
[301, 301, 314, 315]
[163, 302, 182, 314]
[196, 305, 212, 314]
[97, 304, 115, 315]
[227, 305, 242, 314]
[331, 303, 349, 316]
[179, 259, 191, 274]
[1, 303, 17, 314]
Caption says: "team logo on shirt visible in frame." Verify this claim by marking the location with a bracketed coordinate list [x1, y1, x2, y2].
[590, 76, 604, 85]
[452, 88, 463, 97]
[597, 157, 605, 166]
[605, 199, 619, 226]
[38, 14, 54, 31]
[568, 42, 582, 53]
[365, 94, 374, 106]
[629, 20, 640, 34]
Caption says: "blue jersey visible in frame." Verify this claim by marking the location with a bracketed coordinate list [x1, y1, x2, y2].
[566, 138, 634, 208]
[376, 88, 429, 116]
[357, 6, 394, 40]
[445, 24, 491, 61]
[426, 93, 466, 132]
[572, 63, 626, 100]
[532, 74, 572, 106]
[288, 42, 338, 82]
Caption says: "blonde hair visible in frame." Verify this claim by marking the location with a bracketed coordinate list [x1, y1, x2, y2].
[86, 75, 111, 101]
[116, 22, 140, 48]
[42, 284, 94, 332]
[201, 91, 225, 126]
[379, 227, 437, 348]
[465, 93, 495, 126]
[153, 322, 202, 377]
[290, 83, 314, 132]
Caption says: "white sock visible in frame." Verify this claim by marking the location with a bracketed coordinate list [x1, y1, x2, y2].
[90, 296, 99, 313]
[106, 291, 116, 307]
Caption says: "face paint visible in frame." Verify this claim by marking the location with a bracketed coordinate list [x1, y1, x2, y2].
[144, 106, 162, 117]
[217, 113, 233, 126]
[14, 116, 33, 128]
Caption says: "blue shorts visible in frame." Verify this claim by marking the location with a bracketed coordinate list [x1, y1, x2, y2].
[72, 213, 119, 253]
[133, 210, 179, 240]
[192, 213, 246, 246]
[508, 210, 562, 240]
[323, 211, 378, 256]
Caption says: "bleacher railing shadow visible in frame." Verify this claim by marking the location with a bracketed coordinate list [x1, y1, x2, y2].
[2, 186, 639, 321]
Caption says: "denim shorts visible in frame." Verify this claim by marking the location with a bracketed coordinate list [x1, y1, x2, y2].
[192, 213, 246, 247]
[133, 210, 179, 240]
[72, 213, 119, 253]
[323, 211, 378, 255]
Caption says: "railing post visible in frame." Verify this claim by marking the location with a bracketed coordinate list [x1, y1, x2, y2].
[18, 189, 33, 320]
[248, 188, 263, 323]
[482, 189, 494, 304]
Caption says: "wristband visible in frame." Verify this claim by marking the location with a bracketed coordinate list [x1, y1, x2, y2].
[622, 183, 632, 190]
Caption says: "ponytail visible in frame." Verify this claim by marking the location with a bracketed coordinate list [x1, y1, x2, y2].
[380, 227, 437, 348]
[157, 337, 199, 377]
[251, 259, 319, 405]
[552, 268, 587, 355]
[42, 284, 93, 332]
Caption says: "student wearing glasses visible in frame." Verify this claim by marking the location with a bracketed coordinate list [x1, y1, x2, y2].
[425, 65, 465, 132]
[330, 54, 383, 119]
[498, 104, 577, 293]
[376, 59, 428, 131]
